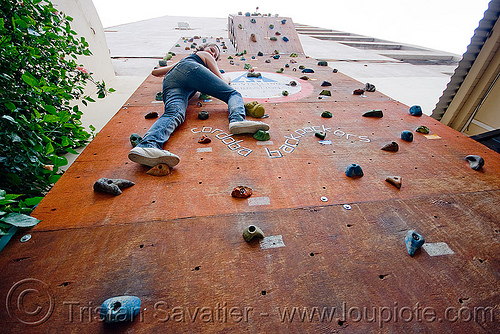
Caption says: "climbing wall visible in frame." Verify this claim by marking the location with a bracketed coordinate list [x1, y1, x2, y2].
[0, 30, 499, 333]
[228, 14, 304, 55]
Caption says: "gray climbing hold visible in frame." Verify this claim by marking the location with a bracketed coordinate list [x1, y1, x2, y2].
[345, 164, 364, 178]
[93, 178, 135, 196]
[401, 130, 413, 142]
[405, 230, 425, 256]
[243, 225, 265, 242]
[381, 141, 399, 152]
[321, 81, 332, 87]
[365, 83, 376, 92]
[362, 109, 383, 118]
[100, 296, 141, 323]
[465, 155, 484, 171]
[302, 68, 314, 73]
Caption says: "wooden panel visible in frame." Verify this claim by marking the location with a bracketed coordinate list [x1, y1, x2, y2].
[1, 192, 498, 332]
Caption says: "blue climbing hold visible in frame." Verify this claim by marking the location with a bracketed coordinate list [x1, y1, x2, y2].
[401, 130, 413, 142]
[281, 19, 287, 24]
[405, 230, 425, 256]
[100, 296, 141, 323]
[302, 68, 315, 73]
[345, 164, 364, 178]
[409, 105, 423, 117]
[282, 36, 289, 42]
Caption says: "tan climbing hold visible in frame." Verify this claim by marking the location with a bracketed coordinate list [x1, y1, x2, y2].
[385, 176, 402, 189]
[147, 164, 171, 177]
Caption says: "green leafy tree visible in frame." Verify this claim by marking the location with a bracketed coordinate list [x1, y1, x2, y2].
[0, 0, 113, 197]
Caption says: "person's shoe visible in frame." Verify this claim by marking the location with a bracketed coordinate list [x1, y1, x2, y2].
[229, 120, 269, 134]
[128, 147, 180, 167]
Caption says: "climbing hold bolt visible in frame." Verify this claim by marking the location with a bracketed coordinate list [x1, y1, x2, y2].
[409, 105, 423, 117]
[93, 178, 135, 196]
[401, 130, 413, 142]
[100, 296, 141, 323]
[345, 164, 364, 178]
[405, 230, 425, 256]
[243, 225, 265, 242]
[465, 155, 484, 171]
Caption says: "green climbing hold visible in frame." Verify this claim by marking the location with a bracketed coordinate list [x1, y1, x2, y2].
[244, 101, 265, 118]
[362, 109, 383, 118]
[276, 68, 284, 73]
[299, 65, 305, 69]
[282, 90, 289, 96]
[247, 72, 262, 78]
[315, 132, 327, 140]
[317, 60, 328, 66]
[199, 93, 211, 100]
[155, 92, 163, 101]
[198, 111, 209, 120]
[269, 24, 274, 29]
[415, 126, 430, 134]
[130, 133, 142, 147]
[270, 37, 277, 41]
[251, 18, 256, 23]
[254, 130, 271, 141]
[321, 111, 333, 118]
[244, 63, 252, 70]
[320, 90, 331, 96]
[290, 53, 298, 57]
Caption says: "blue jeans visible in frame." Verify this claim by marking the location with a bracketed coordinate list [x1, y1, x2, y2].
[138, 58, 246, 149]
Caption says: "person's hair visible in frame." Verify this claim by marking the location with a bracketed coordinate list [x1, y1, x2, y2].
[196, 43, 220, 60]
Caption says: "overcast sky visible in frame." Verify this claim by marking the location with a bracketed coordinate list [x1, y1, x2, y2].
[92, 0, 491, 55]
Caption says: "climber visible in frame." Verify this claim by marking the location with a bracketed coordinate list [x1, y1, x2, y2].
[128, 43, 269, 167]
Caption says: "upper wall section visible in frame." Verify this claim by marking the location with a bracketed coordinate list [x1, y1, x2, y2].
[228, 14, 304, 55]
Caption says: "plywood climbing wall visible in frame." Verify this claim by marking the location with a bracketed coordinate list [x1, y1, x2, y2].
[0, 29, 499, 333]
[229, 14, 304, 55]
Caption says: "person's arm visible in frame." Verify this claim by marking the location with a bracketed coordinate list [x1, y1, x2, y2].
[151, 62, 177, 77]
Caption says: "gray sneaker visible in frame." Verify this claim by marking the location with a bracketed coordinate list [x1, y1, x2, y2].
[229, 120, 270, 134]
[128, 147, 180, 167]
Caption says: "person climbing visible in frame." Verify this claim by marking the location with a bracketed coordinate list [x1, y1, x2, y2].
[128, 43, 269, 167]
